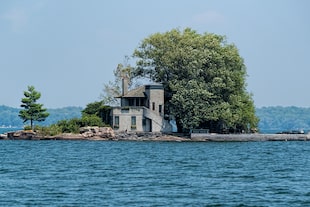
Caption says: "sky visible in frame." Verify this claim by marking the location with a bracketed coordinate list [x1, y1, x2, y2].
[0, 0, 309, 108]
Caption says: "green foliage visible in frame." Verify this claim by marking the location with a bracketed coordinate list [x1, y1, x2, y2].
[133, 28, 258, 132]
[82, 101, 104, 116]
[34, 124, 62, 136]
[55, 115, 105, 134]
[82, 101, 111, 125]
[51, 101, 110, 134]
[56, 119, 81, 134]
[19, 86, 49, 129]
[170, 80, 214, 130]
[80, 115, 104, 127]
[24, 125, 32, 131]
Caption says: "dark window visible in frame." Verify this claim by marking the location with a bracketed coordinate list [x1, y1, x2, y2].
[159, 105, 162, 113]
[121, 108, 129, 113]
[152, 102, 155, 110]
[140, 98, 145, 106]
[114, 116, 119, 128]
[129, 99, 134, 106]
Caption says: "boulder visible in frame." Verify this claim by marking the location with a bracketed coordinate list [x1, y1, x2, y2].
[79, 126, 115, 138]
[7, 130, 36, 140]
[0, 133, 7, 139]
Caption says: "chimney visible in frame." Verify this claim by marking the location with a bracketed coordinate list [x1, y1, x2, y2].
[122, 76, 128, 96]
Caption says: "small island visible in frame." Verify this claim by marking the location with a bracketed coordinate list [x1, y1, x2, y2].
[1, 126, 310, 142]
[3, 28, 304, 142]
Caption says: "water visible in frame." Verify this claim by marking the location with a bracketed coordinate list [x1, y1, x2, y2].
[0, 128, 22, 134]
[1, 140, 310, 206]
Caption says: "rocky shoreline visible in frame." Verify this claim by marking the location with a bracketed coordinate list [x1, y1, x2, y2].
[0, 127, 190, 142]
[1, 127, 310, 142]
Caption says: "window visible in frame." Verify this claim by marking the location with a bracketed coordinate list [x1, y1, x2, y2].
[121, 107, 129, 113]
[114, 116, 119, 129]
[131, 116, 136, 129]
[139, 98, 145, 106]
[129, 99, 134, 106]
[159, 105, 162, 113]
[152, 102, 155, 110]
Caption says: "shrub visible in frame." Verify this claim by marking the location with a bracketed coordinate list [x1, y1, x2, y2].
[80, 115, 104, 127]
[57, 119, 80, 134]
[24, 125, 32, 131]
[34, 125, 62, 136]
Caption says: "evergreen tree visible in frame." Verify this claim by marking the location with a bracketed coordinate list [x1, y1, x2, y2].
[19, 86, 49, 129]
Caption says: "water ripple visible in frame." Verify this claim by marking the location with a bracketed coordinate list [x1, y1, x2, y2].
[0, 141, 310, 206]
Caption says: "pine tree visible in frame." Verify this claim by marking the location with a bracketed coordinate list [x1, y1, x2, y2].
[19, 86, 49, 129]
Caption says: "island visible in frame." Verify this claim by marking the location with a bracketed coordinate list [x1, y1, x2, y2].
[1, 126, 310, 142]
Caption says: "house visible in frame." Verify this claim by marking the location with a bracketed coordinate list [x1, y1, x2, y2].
[110, 78, 172, 132]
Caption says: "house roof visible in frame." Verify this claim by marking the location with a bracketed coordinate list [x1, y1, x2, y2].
[116, 84, 164, 98]
[122, 85, 146, 98]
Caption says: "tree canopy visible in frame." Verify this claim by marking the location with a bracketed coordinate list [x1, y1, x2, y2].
[19, 86, 49, 129]
[132, 28, 258, 132]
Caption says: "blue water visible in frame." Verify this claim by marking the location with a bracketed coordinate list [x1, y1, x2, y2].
[0, 128, 22, 134]
[1, 141, 310, 206]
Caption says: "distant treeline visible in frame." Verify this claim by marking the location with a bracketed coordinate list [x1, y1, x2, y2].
[0, 105, 82, 127]
[1, 105, 310, 132]
[256, 106, 310, 133]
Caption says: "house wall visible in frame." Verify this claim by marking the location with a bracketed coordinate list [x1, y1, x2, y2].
[112, 84, 171, 133]
[145, 85, 164, 116]
[112, 107, 145, 131]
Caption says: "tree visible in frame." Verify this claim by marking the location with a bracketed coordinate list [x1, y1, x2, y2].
[19, 86, 49, 129]
[100, 56, 136, 106]
[82, 101, 111, 125]
[133, 28, 258, 132]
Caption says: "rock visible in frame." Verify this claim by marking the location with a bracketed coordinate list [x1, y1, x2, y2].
[0, 134, 7, 139]
[57, 133, 84, 140]
[7, 130, 36, 140]
[79, 126, 115, 139]
[98, 127, 115, 138]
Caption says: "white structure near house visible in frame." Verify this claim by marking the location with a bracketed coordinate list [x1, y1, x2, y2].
[111, 78, 172, 132]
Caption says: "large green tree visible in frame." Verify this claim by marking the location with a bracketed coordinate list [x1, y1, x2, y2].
[133, 28, 258, 132]
[19, 85, 49, 129]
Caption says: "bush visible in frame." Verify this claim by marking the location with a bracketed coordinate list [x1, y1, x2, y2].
[24, 125, 32, 130]
[30, 114, 109, 136]
[80, 115, 104, 127]
[35, 125, 62, 136]
[57, 119, 80, 134]
[55, 115, 106, 134]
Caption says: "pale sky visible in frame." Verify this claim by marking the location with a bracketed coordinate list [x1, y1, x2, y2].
[0, 0, 309, 108]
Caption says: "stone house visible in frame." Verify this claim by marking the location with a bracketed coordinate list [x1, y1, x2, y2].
[110, 78, 171, 132]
